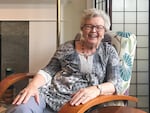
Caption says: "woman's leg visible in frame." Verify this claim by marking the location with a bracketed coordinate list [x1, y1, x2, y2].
[6, 96, 46, 113]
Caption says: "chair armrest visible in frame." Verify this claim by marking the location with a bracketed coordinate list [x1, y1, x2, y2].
[58, 95, 138, 113]
[0, 73, 34, 98]
[0, 73, 138, 113]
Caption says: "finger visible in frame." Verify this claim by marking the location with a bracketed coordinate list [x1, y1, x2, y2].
[70, 89, 85, 104]
[12, 90, 25, 105]
[34, 94, 40, 105]
[73, 95, 88, 106]
[70, 93, 84, 105]
[12, 94, 22, 104]
[22, 93, 32, 104]
[15, 91, 27, 105]
[81, 96, 91, 104]
[71, 90, 82, 99]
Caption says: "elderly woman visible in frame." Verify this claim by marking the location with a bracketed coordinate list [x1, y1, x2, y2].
[6, 8, 122, 113]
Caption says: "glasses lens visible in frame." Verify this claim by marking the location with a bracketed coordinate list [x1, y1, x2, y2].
[83, 24, 104, 31]
[83, 25, 92, 30]
[96, 25, 105, 30]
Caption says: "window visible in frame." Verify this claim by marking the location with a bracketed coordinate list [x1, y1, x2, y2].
[95, 0, 149, 112]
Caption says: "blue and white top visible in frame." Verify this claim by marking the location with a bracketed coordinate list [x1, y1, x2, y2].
[38, 40, 122, 111]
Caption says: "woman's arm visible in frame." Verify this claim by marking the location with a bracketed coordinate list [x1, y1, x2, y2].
[28, 73, 47, 89]
[106, 44, 122, 94]
[97, 82, 115, 95]
[69, 82, 115, 106]
[12, 43, 70, 105]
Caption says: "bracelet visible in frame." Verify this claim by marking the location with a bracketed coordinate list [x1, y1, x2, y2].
[96, 85, 102, 95]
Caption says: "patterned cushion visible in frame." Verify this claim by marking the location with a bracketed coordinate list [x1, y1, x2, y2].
[111, 31, 136, 95]
[101, 31, 136, 107]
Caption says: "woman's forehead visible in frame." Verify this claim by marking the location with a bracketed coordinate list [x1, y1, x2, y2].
[84, 17, 104, 25]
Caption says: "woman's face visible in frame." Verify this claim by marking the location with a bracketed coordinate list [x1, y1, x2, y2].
[81, 17, 105, 47]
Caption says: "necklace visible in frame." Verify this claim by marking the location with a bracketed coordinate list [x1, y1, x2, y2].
[81, 41, 95, 58]
[81, 41, 88, 58]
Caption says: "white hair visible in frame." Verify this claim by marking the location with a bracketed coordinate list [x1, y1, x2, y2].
[80, 8, 111, 31]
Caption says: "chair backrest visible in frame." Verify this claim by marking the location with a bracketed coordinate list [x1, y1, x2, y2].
[75, 31, 136, 96]
[59, 31, 138, 113]
[104, 31, 136, 95]
[74, 31, 136, 108]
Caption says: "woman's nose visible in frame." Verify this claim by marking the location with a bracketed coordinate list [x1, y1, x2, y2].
[91, 26, 97, 32]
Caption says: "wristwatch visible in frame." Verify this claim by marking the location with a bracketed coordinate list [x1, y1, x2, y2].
[96, 85, 102, 95]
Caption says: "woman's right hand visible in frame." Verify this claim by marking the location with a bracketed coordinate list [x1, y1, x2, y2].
[12, 83, 40, 105]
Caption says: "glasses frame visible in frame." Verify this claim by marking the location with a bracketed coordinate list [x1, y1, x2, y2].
[82, 24, 105, 31]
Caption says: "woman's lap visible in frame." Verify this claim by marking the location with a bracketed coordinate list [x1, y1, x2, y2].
[6, 96, 57, 113]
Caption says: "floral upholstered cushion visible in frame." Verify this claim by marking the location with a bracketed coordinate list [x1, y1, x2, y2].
[112, 31, 136, 95]
[101, 31, 136, 107]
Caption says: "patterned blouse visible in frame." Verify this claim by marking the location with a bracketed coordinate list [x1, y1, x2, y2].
[39, 40, 122, 111]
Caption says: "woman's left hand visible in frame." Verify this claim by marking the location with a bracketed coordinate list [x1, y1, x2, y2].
[70, 86, 100, 106]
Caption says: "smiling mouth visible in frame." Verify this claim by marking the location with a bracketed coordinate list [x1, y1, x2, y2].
[88, 34, 98, 38]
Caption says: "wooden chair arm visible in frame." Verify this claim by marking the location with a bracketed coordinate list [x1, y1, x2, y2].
[0, 73, 34, 98]
[0, 73, 138, 113]
[58, 95, 138, 113]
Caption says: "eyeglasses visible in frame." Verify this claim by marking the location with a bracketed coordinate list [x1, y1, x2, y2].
[82, 24, 105, 31]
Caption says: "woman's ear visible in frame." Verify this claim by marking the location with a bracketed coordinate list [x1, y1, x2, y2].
[79, 31, 85, 41]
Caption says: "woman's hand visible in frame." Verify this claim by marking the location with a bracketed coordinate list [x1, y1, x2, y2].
[70, 86, 100, 106]
[12, 84, 40, 105]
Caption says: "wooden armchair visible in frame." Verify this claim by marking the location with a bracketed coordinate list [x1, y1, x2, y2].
[0, 31, 146, 113]
[0, 73, 146, 113]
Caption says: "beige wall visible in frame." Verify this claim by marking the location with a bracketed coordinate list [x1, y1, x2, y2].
[0, 3, 57, 73]
[62, 0, 94, 42]
[29, 21, 56, 73]
[0, 0, 93, 73]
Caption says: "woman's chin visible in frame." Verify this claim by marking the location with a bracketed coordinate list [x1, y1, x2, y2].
[87, 41, 98, 47]
[87, 37, 98, 43]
